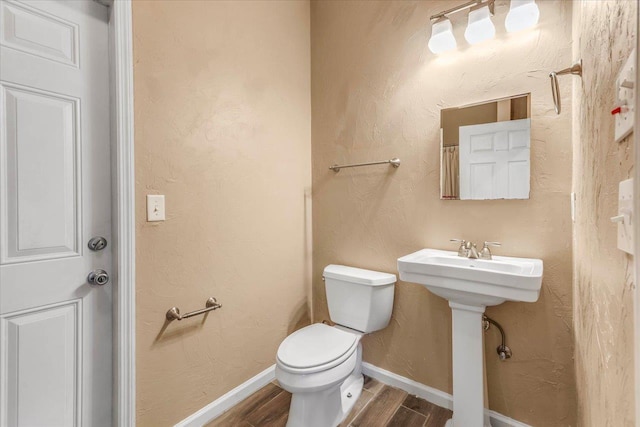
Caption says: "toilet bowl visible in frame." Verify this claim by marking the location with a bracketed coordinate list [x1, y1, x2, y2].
[275, 265, 396, 427]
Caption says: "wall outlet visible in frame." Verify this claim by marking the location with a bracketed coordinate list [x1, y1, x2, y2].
[146, 195, 165, 222]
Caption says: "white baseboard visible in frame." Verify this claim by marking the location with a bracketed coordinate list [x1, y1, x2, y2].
[361, 362, 531, 427]
[175, 362, 530, 427]
[485, 409, 532, 427]
[361, 362, 453, 411]
[174, 365, 276, 427]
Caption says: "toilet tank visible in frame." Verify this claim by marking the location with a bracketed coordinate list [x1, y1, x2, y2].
[323, 265, 396, 333]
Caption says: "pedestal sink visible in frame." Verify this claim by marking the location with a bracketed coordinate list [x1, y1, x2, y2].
[397, 249, 543, 427]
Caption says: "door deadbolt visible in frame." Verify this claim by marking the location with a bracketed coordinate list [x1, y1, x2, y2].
[88, 269, 110, 286]
[88, 236, 108, 251]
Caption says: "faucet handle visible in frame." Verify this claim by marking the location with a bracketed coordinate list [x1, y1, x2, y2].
[450, 239, 467, 257]
[479, 242, 501, 260]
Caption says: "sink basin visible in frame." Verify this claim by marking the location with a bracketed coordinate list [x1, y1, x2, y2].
[397, 248, 543, 307]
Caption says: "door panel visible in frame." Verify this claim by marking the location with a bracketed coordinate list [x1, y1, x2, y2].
[0, 1, 112, 426]
[1, 83, 80, 263]
[0, 1, 79, 67]
[508, 161, 530, 199]
[469, 162, 495, 200]
[3, 301, 81, 427]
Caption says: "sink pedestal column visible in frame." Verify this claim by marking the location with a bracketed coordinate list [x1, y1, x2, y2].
[445, 302, 487, 427]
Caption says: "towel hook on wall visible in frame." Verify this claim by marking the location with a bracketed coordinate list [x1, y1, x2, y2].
[549, 60, 582, 115]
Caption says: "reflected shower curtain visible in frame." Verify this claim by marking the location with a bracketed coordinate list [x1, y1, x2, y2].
[442, 146, 459, 199]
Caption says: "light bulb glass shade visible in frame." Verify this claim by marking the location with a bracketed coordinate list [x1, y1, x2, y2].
[428, 18, 457, 54]
[464, 5, 496, 45]
[505, 0, 540, 32]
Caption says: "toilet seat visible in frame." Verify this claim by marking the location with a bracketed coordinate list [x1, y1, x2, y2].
[277, 323, 359, 374]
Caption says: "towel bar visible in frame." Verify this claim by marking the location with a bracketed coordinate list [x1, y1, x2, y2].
[329, 157, 401, 172]
[166, 297, 222, 321]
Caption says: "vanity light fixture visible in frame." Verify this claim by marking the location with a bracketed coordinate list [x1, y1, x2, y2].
[464, 3, 496, 45]
[428, 0, 495, 54]
[505, 0, 540, 33]
[428, 17, 457, 54]
[428, 0, 540, 54]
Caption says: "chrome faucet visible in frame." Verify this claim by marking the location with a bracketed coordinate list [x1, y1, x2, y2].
[451, 239, 501, 259]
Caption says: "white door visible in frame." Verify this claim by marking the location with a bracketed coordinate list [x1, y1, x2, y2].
[0, 1, 112, 426]
[459, 118, 531, 200]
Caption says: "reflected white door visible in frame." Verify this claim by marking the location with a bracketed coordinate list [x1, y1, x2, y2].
[0, 1, 112, 426]
[459, 118, 531, 200]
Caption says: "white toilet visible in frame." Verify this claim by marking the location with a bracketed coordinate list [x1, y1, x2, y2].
[275, 264, 396, 427]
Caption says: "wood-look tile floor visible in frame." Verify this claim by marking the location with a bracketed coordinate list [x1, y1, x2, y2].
[206, 376, 452, 427]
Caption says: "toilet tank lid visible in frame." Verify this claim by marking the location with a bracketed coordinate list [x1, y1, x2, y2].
[323, 265, 397, 286]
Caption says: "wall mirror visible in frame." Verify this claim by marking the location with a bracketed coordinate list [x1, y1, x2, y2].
[440, 94, 531, 200]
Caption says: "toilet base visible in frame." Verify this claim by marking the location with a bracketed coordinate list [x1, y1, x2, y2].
[339, 373, 364, 420]
[286, 373, 364, 427]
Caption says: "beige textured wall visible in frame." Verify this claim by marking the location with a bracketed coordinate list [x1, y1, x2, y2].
[572, 1, 636, 426]
[311, 1, 575, 425]
[133, 2, 311, 425]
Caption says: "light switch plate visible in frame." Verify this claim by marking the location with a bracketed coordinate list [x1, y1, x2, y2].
[616, 179, 633, 254]
[615, 49, 635, 143]
[147, 195, 165, 222]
